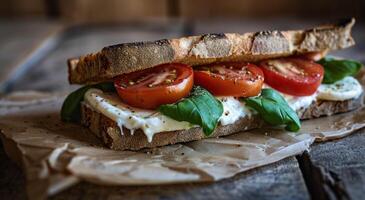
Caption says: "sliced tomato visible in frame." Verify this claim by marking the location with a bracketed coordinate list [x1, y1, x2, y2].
[114, 63, 193, 109]
[194, 62, 264, 97]
[259, 57, 324, 96]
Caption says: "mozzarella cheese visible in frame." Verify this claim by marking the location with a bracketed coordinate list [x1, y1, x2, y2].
[317, 76, 363, 101]
[84, 89, 193, 143]
[84, 76, 363, 142]
[217, 97, 251, 126]
[283, 94, 317, 111]
[263, 84, 318, 111]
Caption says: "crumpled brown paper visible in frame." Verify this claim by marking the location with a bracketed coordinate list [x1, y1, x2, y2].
[1, 91, 365, 199]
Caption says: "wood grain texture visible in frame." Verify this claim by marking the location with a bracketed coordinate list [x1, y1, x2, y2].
[0, 19, 62, 93]
[0, 142, 27, 200]
[50, 157, 309, 200]
[298, 130, 365, 200]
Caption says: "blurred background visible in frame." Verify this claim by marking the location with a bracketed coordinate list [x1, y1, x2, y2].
[1, 0, 365, 23]
[0, 0, 364, 93]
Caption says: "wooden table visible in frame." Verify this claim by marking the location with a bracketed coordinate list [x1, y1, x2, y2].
[1, 18, 364, 200]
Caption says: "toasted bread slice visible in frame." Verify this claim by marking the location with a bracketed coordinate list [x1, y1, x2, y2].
[80, 95, 363, 150]
[68, 18, 355, 84]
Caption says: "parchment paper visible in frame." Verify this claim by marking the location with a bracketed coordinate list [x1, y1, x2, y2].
[1, 91, 365, 199]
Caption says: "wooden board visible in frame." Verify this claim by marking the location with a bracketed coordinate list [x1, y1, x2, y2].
[297, 130, 365, 200]
[0, 19, 62, 93]
[0, 141, 27, 200]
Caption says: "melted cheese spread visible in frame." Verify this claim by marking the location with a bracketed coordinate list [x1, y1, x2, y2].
[84, 77, 363, 142]
[84, 89, 193, 143]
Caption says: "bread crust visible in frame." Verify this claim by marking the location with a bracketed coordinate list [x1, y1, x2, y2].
[80, 95, 363, 151]
[69, 18, 355, 84]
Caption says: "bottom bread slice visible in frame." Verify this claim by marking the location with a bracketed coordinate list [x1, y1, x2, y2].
[81, 96, 363, 150]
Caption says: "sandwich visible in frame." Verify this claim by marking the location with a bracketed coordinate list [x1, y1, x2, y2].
[61, 18, 363, 150]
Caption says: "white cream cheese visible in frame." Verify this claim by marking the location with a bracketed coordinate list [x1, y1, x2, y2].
[317, 76, 363, 101]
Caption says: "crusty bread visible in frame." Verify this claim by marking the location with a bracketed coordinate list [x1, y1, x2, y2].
[80, 95, 363, 151]
[68, 18, 355, 84]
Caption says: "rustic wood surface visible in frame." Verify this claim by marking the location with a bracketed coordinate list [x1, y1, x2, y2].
[0, 19, 364, 199]
[298, 131, 365, 200]
[0, 19, 62, 93]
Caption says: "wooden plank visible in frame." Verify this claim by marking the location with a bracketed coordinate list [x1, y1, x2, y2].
[8, 21, 185, 92]
[297, 130, 365, 200]
[0, 19, 62, 93]
[0, 142, 27, 200]
[50, 157, 309, 200]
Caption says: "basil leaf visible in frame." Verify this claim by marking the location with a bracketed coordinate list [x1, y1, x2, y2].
[61, 82, 115, 122]
[95, 82, 117, 92]
[318, 57, 362, 84]
[243, 88, 301, 132]
[158, 86, 223, 136]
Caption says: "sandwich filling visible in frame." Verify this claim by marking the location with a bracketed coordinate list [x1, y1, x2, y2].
[84, 76, 362, 142]
[62, 56, 364, 143]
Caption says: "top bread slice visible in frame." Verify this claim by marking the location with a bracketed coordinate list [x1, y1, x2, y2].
[68, 18, 355, 84]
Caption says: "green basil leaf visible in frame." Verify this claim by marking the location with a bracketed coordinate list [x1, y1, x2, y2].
[61, 82, 115, 122]
[318, 57, 362, 84]
[95, 82, 117, 92]
[158, 86, 223, 136]
[243, 88, 301, 132]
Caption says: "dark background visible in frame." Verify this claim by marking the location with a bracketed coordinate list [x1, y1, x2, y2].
[1, 0, 365, 23]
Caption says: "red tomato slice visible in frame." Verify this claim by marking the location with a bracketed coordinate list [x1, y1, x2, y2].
[194, 62, 264, 97]
[114, 63, 193, 109]
[259, 57, 324, 96]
